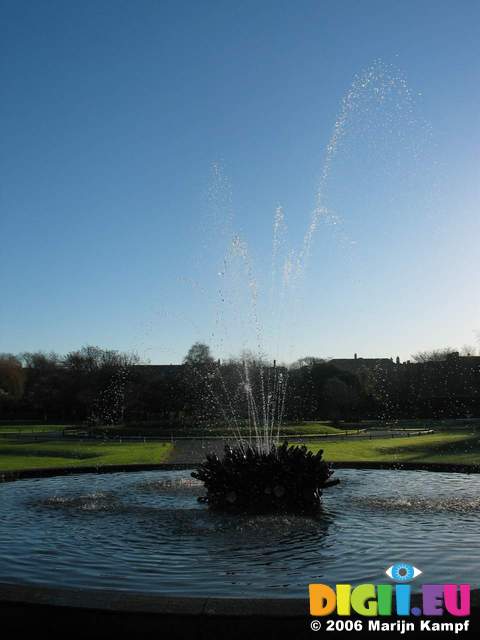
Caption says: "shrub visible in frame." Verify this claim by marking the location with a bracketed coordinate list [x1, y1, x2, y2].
[192, 441, 339, 513]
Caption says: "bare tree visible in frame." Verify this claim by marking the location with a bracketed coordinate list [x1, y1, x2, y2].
[460, 345, 477, 357]
[20, 351, 60, 370]
[64, 346, 139, 371]
[411, 348, 458, 363]
[289, 356, 325, 369]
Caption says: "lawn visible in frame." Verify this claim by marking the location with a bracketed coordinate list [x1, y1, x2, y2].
[281, 422, 359, 435]
[2, 429, 479, 473]
[304, 431, 480, 465]
[95, 421, 349, 438]
[0, 441, 173, 471]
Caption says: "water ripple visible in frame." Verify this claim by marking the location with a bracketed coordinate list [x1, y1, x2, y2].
[0, 468, 479, 597]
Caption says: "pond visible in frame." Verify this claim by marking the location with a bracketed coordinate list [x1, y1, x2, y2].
[0, 468, 478, 597]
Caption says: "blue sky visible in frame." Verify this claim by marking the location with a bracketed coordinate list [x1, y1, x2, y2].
[1, 0, 479, 364]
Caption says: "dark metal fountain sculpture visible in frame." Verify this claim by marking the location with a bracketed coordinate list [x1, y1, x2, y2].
[192, 441, 339, 513]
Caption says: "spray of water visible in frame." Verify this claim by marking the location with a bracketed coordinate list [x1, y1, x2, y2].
[92, 61, 426, 450]
[189, 60, 427, 454]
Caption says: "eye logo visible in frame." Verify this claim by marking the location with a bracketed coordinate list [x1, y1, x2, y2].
[386, 563, 422, 582]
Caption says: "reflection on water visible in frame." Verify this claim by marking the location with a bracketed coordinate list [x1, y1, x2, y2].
[354, 495, 480, 513]
[0, 468, 478, 597]
[38, 492, 122, 512]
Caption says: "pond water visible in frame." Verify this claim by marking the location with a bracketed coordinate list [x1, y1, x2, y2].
[0, 468, 478, 597]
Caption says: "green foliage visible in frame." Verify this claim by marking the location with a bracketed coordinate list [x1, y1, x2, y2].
[183, 342, 214, 366]
[0, 354, 25, 400]
[192, 441, 338, 513]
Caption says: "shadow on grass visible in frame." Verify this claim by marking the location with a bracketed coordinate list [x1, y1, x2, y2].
[375, 433, 480, 461]
[0, 446, 97, 460]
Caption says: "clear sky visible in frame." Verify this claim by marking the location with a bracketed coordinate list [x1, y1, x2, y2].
[1, 0, 479, 364]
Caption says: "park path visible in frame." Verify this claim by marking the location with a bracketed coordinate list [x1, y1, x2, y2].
[167, 438, 227, 464]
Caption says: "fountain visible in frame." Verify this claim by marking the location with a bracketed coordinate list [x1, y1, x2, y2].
[182, 60, 430, 512]
[2, 62, 477, 632]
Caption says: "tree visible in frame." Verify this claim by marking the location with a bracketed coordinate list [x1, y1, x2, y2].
[411, 348, 458, 363]
[62, 346, 140, 424]
[0, 354, 25, 400]
[18, 351, 62, 421]
[183, 342, 214, 366]
[63, 346, 140, 372]
[323, 376, 358, 423]
[182, 343, 217, 424]
[21, 351, 60, 370]
[460, 345, 477, 357]
[289, 356, 325, 369]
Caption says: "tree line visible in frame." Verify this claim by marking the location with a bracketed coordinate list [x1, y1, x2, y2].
[1, 343, 480, 425]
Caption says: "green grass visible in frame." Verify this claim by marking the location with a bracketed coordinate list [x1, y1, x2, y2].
[350, 418, 480, 431]
[281, 422, 358, 435]
[2, 428, 479, 473]
[96, 421, 349, 438]
[303, 431, 480, 465]
[0, 441, 173, 471]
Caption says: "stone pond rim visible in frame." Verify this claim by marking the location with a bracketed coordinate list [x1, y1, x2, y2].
[1, 581, 479, 639]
